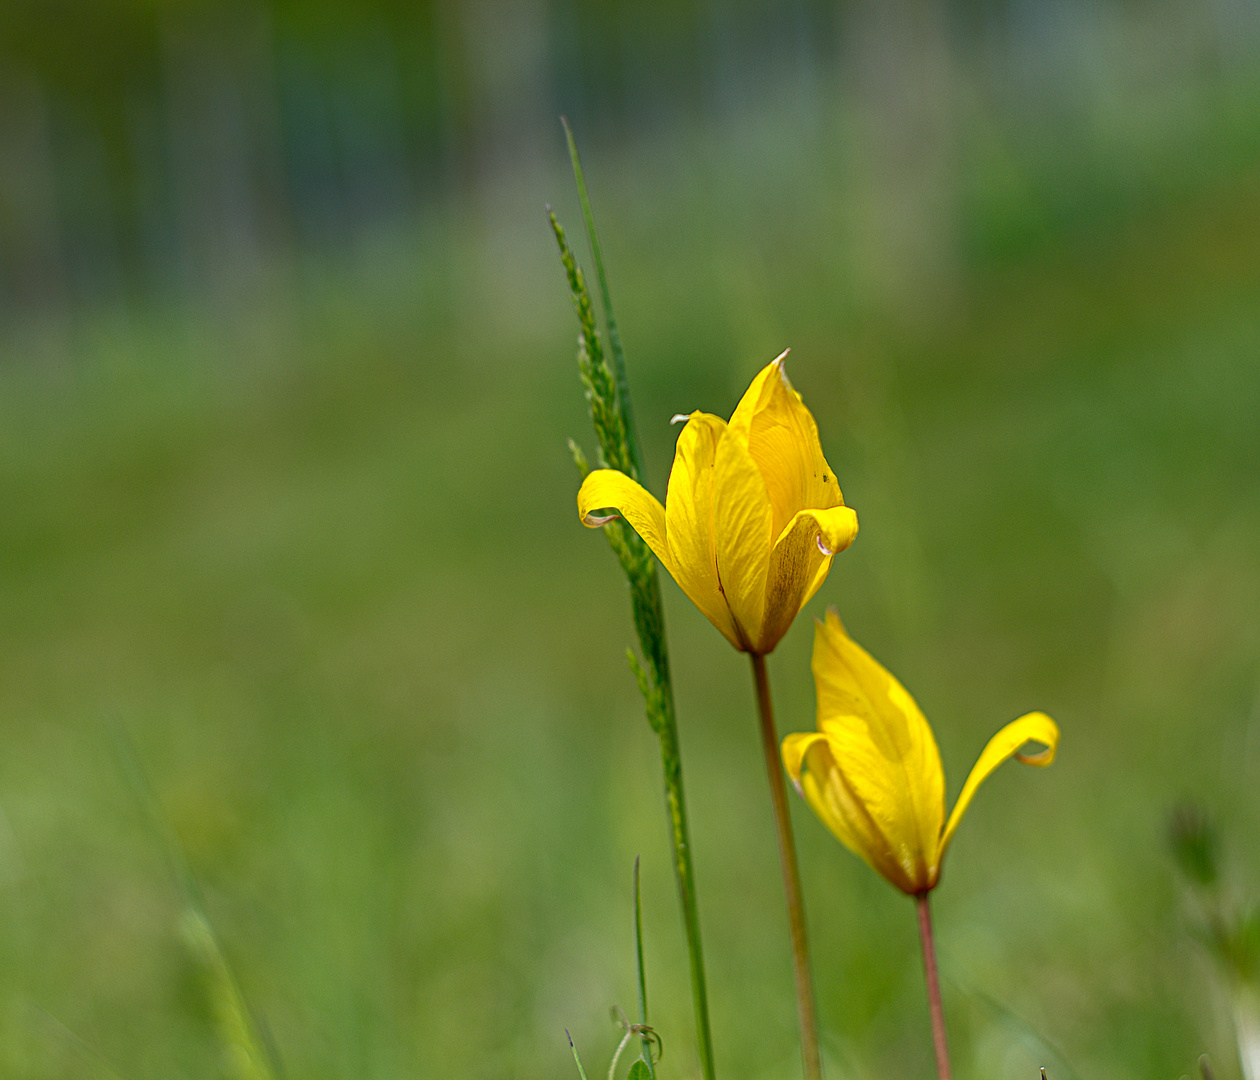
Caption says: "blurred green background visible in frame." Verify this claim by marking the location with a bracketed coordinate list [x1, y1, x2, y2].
[3, 1, 1260, 1077]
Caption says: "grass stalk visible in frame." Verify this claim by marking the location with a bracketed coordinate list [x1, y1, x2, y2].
[562, 118, 643, 486]
[749, 653, 823, 1080]
[553, 122, 716, 1080]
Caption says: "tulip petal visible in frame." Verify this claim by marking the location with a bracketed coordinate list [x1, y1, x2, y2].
[711, 425, 774, 650]
[577, 469, 671, 572]
[728, 355, 847, 541]
[939, 711, 1059, 859]
[808, 610, 945, 891]
[757, 505, 859, 653]
[663, 412, 741, 649]
[784, 730, 924, 894]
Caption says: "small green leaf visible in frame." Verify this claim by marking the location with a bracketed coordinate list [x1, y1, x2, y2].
[626, 1061, 653, 1080]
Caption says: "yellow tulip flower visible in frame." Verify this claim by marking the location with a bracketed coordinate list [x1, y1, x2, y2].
[783, 610, 1058, 895]
[577, 352, 859, 655]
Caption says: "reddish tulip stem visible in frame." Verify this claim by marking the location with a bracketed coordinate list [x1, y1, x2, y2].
[750, 653, 823, 1080]
[915, 892, 952, 1080]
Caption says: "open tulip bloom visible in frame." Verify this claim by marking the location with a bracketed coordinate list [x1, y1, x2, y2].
[783, 609, 1058, 1080]
[577, 351, 858, 656]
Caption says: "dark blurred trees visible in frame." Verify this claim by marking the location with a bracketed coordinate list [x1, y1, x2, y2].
[0, 0, 1256, 322]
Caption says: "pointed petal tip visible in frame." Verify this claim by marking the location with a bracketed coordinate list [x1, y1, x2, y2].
[583, 512, 620, 526]
[772, 347, 791, 365]
[670, 413, 690, 425]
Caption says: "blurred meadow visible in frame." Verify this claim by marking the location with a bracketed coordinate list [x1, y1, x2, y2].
[3, 1, 1260, 1078]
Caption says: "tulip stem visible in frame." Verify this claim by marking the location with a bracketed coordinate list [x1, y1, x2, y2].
[915, 892, 953, 1080]
[750, 653, 823, 1080]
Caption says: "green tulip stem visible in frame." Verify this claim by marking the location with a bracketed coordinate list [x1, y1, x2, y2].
[750, 652, 823, 1080]
[915, 892, 953, 1080]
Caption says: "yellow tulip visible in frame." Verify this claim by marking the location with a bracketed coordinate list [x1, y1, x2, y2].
[782, 611, 1058, 895]
[577, 353, 858, 654]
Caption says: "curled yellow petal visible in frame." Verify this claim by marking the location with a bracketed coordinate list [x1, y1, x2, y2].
[803, 504, 860, 559]
[577, 469, 671, 573]
[939, 711, 1059, 859]
[758, 506, 860, 653]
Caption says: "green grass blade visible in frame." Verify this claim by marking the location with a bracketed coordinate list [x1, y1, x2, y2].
[566, 1030, 591, 1080]
[104, 718, 283, 1080]
[633, 857, 657, 1080]
[561, 117, 644, 485]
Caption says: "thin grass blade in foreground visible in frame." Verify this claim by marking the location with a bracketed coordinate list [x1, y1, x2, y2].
[567, 1031, 590, 1080]
[106, 717, 282, 1080]
[551, 120, 716, 1080]
[633, 856, 660, 1079]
